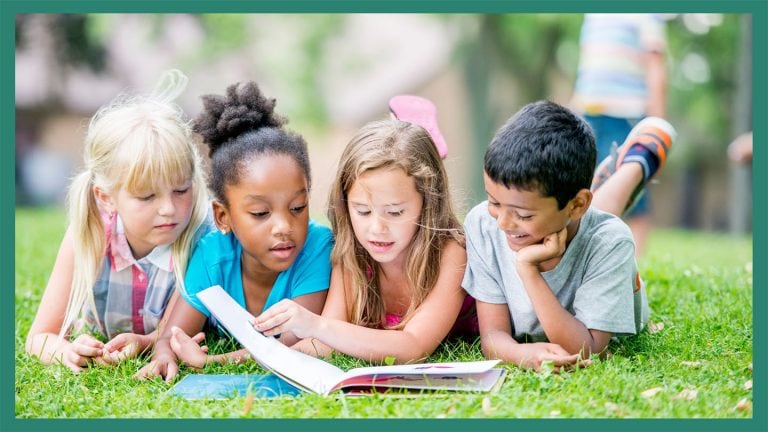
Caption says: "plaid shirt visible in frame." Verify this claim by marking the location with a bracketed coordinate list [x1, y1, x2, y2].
[76, 212, 175, 339]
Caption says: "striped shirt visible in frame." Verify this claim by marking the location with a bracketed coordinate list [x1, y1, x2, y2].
[572, 14, 667, 119]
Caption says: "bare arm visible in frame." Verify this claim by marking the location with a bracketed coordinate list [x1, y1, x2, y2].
[476, 300, 587, 371]
[645, 50, 667, 118]
[25, 227, 107, 372]
[514, 228, 612, 357]
[134, 296, 207, 381]
[258, 240, 467, 363]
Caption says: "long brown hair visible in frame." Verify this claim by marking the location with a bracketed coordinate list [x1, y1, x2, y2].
[327, 119, 464, 329]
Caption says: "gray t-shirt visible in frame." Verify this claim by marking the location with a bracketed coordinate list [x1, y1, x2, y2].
[462, 202, 648, 342]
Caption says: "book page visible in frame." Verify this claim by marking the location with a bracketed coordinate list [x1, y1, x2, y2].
[341, 359, 500, 380]
[196, 286, 344, 394]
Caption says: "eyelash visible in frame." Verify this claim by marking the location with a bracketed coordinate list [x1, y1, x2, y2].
[250, 205, 307, 219]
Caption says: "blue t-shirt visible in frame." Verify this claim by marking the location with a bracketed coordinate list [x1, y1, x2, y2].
[182, 219, 333, 323]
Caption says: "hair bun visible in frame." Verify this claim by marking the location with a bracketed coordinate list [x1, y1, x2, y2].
[194, 81, 286, 156]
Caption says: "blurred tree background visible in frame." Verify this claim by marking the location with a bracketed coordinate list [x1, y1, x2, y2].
[15, 13, 752, 233]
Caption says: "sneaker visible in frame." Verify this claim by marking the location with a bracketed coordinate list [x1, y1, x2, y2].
[388, 95, 448, 159]
[591, 117, 677, 212]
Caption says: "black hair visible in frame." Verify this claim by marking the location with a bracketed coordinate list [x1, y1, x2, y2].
[193, 81, 311, 205]
[484, 100, 596, 209]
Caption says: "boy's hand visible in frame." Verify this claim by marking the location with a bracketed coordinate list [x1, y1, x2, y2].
[169, 327, 209, 369]
[513, 342, 591, 372]
[515, 227, 568, 270]
[100, 333, 149, 364]
[252, 299, 318, 339]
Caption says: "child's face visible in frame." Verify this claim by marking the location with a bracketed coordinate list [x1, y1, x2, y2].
[483, 173, 573, 252]
[218, 155, 309, 275]
[108, 179, 194, 259]
[347, 167, 423, 267]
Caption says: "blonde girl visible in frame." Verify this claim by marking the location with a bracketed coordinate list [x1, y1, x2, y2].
[25, 70, 211, 373]
[253, 119, 474, 364]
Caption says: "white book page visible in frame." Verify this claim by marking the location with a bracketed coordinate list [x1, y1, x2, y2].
[196, 286, 344, 394]
[340, 359, 500, 381]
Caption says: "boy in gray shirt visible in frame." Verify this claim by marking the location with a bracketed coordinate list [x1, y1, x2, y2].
[463, 101, 676, 371]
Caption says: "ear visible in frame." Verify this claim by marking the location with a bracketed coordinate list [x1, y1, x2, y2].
[567, 189, 593, 219]
[212, 200, 231, 234]
[93, 186, 116, 214]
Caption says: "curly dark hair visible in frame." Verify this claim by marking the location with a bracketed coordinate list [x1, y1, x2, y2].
[193, 81, 311, 205]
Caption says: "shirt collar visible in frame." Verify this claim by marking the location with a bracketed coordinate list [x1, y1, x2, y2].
[108, 214, 173, 272]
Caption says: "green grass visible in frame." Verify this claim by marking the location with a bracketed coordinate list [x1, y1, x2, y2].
[14, 207, 753, 418]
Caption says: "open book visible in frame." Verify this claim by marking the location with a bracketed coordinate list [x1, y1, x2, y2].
[196, 285, 506, 396]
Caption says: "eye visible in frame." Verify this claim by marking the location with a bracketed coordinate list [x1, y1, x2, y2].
[137, 194, 155, 202]
[387, 210, 404, 217]
[250, 211, 270, 218]
[174, 187, 190, 195]
[488, 200, 500, 208]
[290, 204, 308, 214]
[355, 209, 371, 216]
[516, 214, 533, 221]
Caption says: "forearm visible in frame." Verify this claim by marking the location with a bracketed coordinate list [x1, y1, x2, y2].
[518, 266, 599, 356]
[205, 348, 252, 366]
[480, 328, 523, 363]
[307, 317, 433, 364]
[26, 332, 69, 365]
[292, 337, 334, 358]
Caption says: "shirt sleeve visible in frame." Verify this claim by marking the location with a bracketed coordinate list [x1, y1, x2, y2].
[181, 236, 215, 317]
[461, 208, 507, 304]
[288, 223, 333, 299]
[572, 237, 639, 335]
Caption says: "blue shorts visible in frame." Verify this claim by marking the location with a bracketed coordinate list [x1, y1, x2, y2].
[584, 114, 650, 217]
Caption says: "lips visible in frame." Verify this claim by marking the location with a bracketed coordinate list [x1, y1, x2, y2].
[270, 241, 296, 259]
[155, 223, 178, 231]
[368, 240, 395, 253]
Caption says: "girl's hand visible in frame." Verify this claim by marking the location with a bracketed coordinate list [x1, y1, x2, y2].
[133, 352, 180, 382]
[515, 227, 568, 270]
[58, 334, 105, 373]
[169, 327, 208, 369]
[513, 342, 591, 372]
[100, 333, 150, 364]
[252, 299, 319, 340]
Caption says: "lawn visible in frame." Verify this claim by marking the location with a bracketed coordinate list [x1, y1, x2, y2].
[14, 207, 753, 419]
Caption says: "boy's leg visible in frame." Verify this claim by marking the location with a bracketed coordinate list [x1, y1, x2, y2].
[591, 117, 677, 217]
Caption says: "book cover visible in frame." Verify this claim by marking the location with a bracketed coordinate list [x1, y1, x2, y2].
[196, 285, 506, 396]
[169, 374, 302, 399]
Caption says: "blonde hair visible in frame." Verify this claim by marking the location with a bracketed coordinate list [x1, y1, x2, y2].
[327, 119, 464, 330]
[60, 70, 208, 338]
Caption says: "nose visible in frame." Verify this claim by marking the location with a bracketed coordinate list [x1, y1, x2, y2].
[157, 195, 175, 217]
[271, 211, 293, 237]
[496, 209, 516, 232]
[371, 213, 389, 234]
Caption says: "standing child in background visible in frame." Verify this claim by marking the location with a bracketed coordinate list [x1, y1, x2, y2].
[464, 100, 675, 371]
[25, 70, 212, 373]
[571, 13, 669, 255]
[136, 82, 333, 382]
[253, 118, 472, 364]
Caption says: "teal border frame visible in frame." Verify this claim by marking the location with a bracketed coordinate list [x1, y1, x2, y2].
[3, 1, 765, 432]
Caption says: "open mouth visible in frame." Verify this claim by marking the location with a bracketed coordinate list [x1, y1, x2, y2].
[369, 240, 395, 253]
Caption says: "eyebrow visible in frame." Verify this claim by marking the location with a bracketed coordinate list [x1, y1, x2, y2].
[348, 200, 405, 207]
[243, 188, 308, 202]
